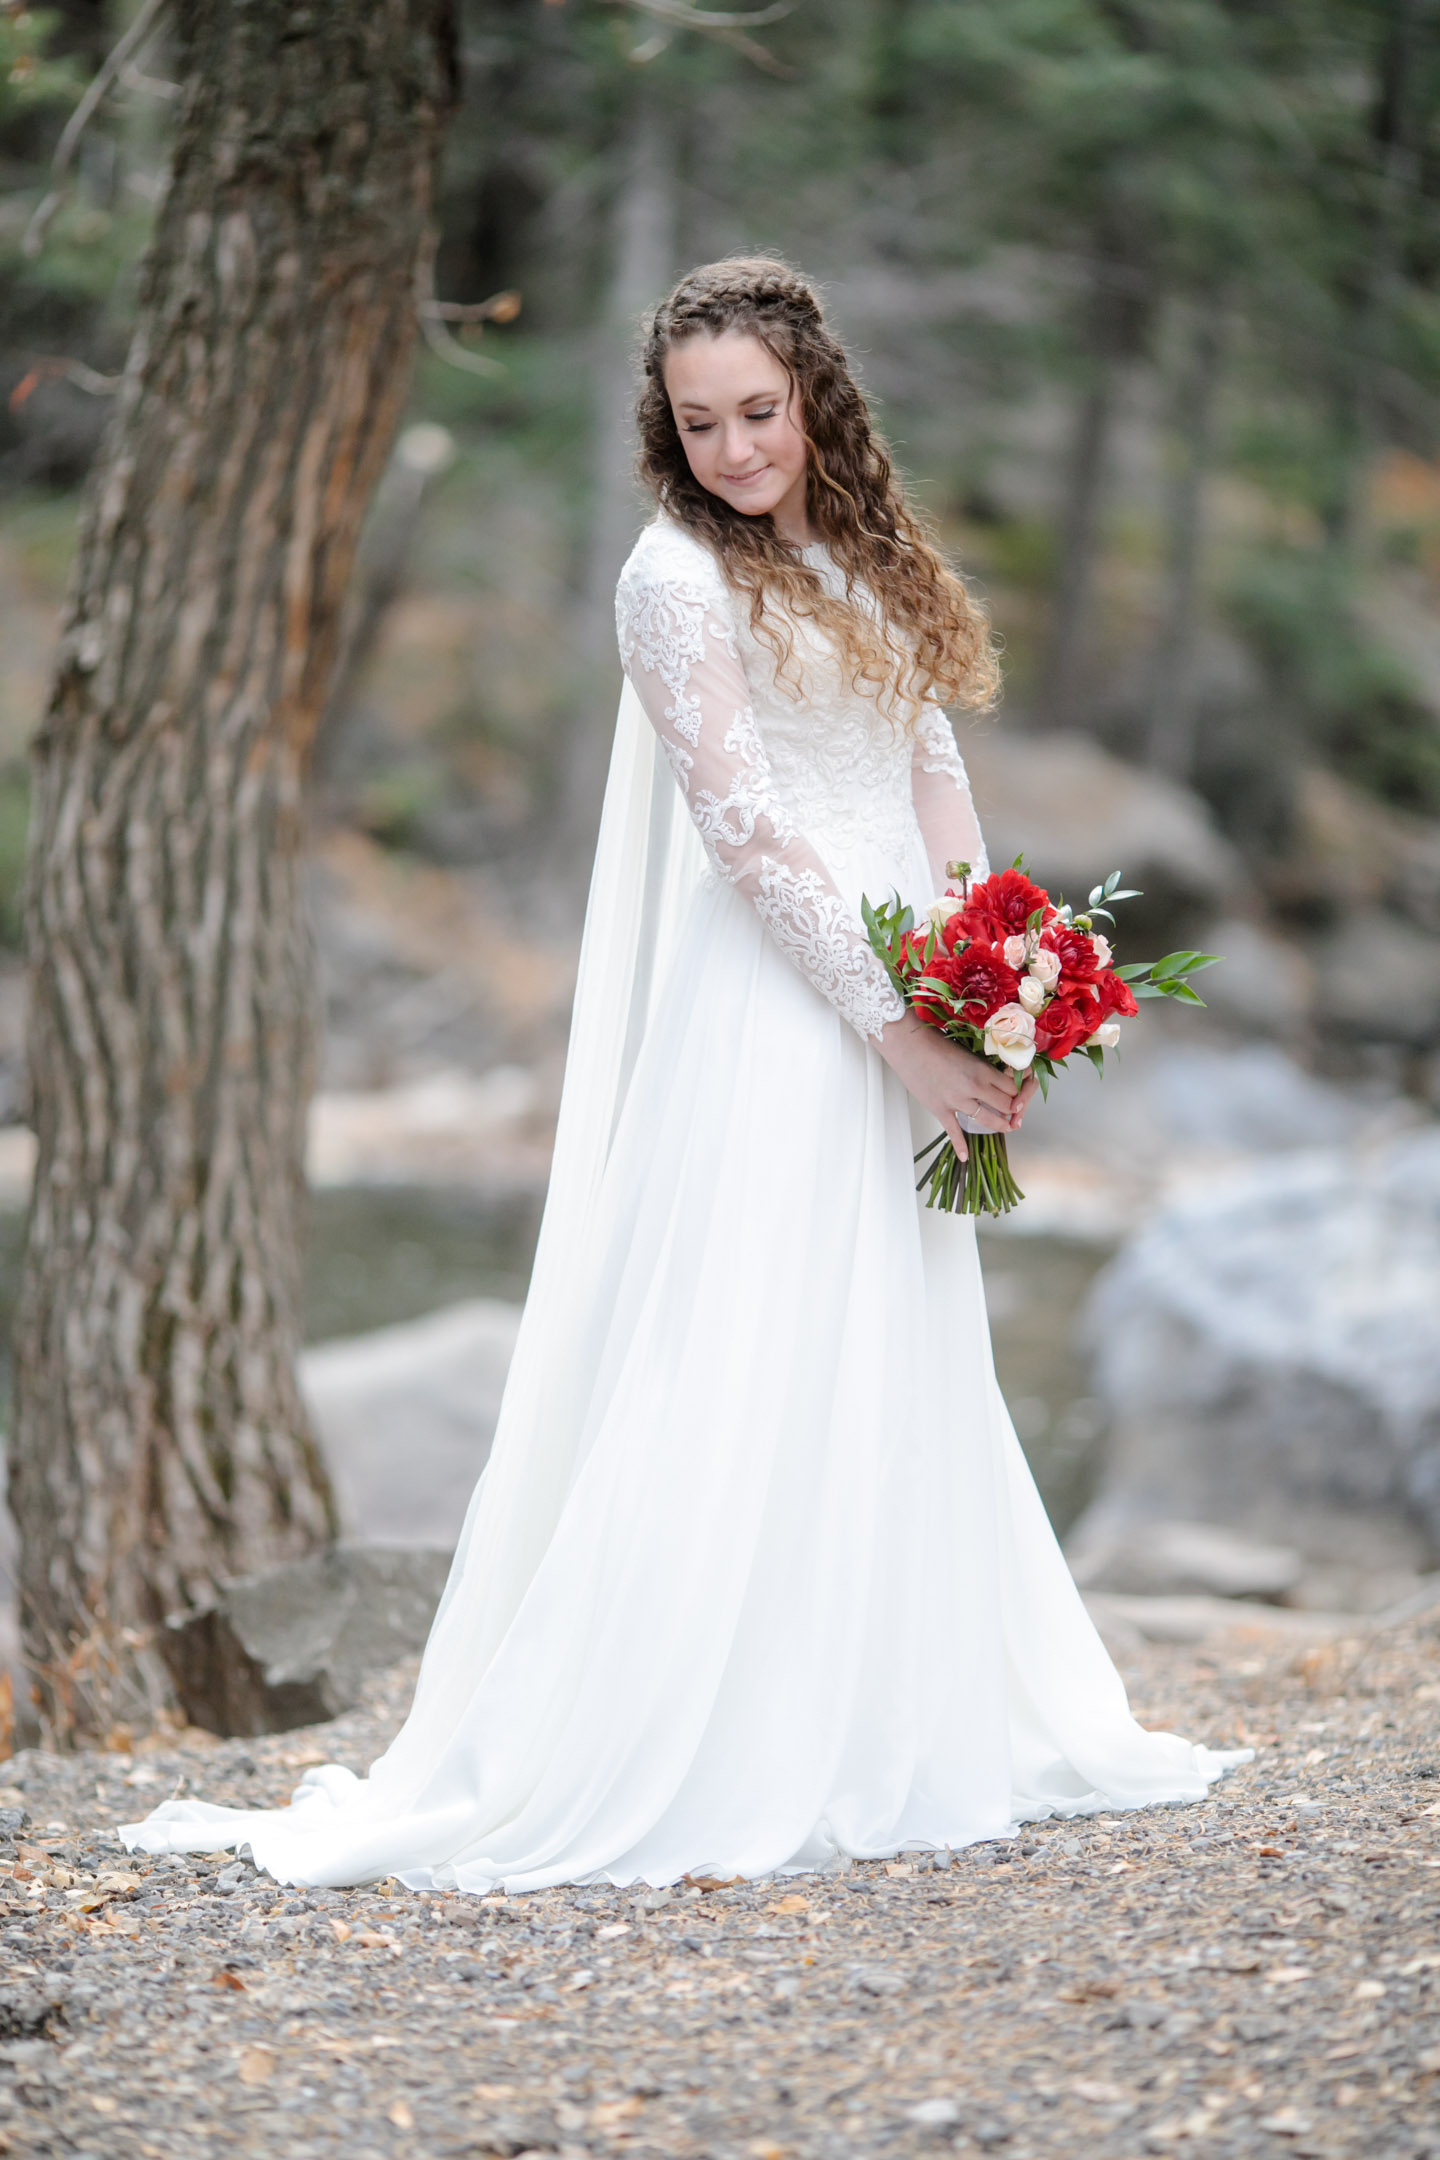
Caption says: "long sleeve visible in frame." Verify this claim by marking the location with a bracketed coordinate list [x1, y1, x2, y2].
[616, 544, 904, 1042]
[911, 706, 989, 891]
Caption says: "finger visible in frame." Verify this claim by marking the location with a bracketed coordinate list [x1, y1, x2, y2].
[941, 1109, 968, 1162]
[969, 1069, 1018, 1115]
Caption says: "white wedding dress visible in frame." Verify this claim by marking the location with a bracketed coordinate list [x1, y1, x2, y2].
[123, 518, 1243, 1892]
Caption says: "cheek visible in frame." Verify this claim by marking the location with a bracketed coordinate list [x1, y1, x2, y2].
[774, 412, 809, 478]
[677, 429, 716, 482]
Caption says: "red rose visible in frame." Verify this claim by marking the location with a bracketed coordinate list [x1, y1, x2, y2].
[1093, 970, 1138, 1020]
[1034, 996, 1094, 1060]
[1040, 923, 1100, 983]
[956, 867, 1052, 944]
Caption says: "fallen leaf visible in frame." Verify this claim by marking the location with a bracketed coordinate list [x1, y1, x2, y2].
[1353, 1979, 1386, 2000]
[593, 1921, 630, 1940]
[883, 1862, 912, 1877]
[591, 2098, 644, 2129]
[238, 2048, 275, 2087]
[472, 2083, 516, 2100]
[1265, 1967, 1312, 1986]
[1071, 2079, 1131, 2105]
[747, 2144, 787, 2160]
[353, 1930, 395, 1950]
[89, 2095, 118, 2115]
[770, 1894, 809, 1915]
[566, 1969, 595, 1991]
[213, 1969, 246, 1992]
[685, 1873, 742, 1890]
[388, 2100, 415, 2130]
[1057, 1979, 1121, 2002]
[328, 1918, 352, 1943]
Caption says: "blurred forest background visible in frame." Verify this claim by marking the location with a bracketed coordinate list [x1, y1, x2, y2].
[1, 0, 1440, 1669]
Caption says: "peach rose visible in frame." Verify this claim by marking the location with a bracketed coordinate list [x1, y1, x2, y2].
[1028, 947, 1061, 990]
[1018, 974, 1047, 1014]
[983, 1002, 1037, 1070]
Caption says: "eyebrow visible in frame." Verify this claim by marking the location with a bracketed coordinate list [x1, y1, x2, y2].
[674, 388, 784, 413]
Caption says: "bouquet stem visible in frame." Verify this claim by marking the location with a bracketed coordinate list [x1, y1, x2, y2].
[913, 1130, 1026, 1217]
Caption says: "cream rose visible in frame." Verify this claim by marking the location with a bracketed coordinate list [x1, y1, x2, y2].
[1002, 933, 1029, 969]
[1028, 947, 1061, 990]
[1090, 933, 1113, 968]
[1018, 974, 1047, 1014]
[923, 896, 962, 931]
[1095, 1021, 1122, 1049]
[983, 1002, 1037, 1070]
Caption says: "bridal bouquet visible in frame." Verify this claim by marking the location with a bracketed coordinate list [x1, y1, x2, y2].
[862, 862, 1219, 1217]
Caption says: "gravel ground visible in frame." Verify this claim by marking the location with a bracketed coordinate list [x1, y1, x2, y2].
[1, 1610, 1437, 2160]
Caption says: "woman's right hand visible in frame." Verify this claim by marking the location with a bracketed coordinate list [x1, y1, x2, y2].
[872, 1007, 1033, 1160]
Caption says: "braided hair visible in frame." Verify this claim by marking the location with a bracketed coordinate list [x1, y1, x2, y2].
[637, 256, 999, 719]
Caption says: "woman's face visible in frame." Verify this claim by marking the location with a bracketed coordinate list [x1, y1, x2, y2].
[663, 331, 810, 537]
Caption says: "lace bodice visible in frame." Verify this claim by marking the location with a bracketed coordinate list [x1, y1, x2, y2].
[615, 518, 988, 1041]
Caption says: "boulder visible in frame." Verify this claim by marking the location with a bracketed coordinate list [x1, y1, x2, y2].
[300, 1296, 520, 1547]
[160, 1544, 452, 1738]
[1069, 1519, 1303, 1602]
[961, 730, 1244, 943]
[1309, 907, 1440, 1050]
[1076, 1126, 1440, 1594]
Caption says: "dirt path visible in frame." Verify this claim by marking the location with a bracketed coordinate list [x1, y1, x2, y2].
[1, 1611, 1437, 2160]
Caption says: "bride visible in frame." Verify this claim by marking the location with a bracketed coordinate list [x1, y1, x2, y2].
[124, 257, 1242, 1893]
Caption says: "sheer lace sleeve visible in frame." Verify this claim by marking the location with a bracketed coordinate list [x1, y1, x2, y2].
[615, 533, 904, 1042]
[911, 706, 989, 890]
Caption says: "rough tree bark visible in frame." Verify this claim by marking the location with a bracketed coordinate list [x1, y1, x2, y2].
[12, 0, 458, 1743]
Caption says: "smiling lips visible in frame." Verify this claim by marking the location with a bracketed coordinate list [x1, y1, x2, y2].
[722, 465, 770, 488]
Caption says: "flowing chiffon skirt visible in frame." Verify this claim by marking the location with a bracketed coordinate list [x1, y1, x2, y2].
[123, 866, 1245, 1892]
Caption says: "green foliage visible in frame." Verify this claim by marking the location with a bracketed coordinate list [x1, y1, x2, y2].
[0, 762, 31, 950]
[1226, 550, 1440, 816]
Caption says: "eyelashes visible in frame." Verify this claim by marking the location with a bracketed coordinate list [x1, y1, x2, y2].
[683, 408, 779, 434]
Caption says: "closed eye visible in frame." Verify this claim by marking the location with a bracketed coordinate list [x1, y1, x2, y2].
[681, 407, 778, 434]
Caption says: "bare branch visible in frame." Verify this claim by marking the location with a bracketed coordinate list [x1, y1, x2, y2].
[23, 0, 169, 258]
[9, 356, 120, 413]
[616, 0, 794, 27]
[415, 255, 515, 377]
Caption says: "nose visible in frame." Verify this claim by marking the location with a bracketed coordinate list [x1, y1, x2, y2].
[721, 418, 754, 470]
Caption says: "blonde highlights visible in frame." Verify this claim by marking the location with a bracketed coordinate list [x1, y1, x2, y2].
[637, 257, 1000, 720]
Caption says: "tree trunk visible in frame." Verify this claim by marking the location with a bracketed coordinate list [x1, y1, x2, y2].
[1037, 251, 1151, 729]
[12, 0, 457, 1745]
[555, 88, 677, 873]
[1143, 301, 1229, 779]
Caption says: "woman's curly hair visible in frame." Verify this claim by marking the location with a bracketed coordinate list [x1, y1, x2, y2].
[637, 256, 1000, 720]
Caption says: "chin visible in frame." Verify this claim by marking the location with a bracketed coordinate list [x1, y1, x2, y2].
[721, 491, 785, 520]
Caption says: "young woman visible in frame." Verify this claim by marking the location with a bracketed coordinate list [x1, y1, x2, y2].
[124, 259, 1241, 1892]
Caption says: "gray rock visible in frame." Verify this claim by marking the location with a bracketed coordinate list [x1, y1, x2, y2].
[1312, 906, 1440, 1049]
[963, 731, 1243, 936]
[159, 1544, 452, 1738]
[1079, 1126, 1440, 1565]
[301, 1297, 520, 1548]
[1069, 1519, 1303, 1601]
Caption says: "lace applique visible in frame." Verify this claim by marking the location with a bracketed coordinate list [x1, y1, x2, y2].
[754, 862, 906, 1037]
[616, 521, 908, 1040]
[910, 706, 990, 883]
[616, 563, 724, 747]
